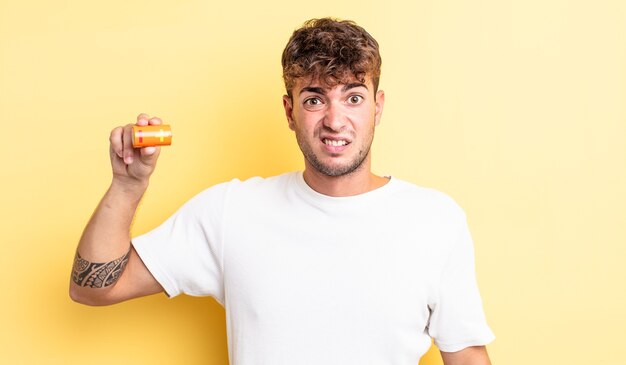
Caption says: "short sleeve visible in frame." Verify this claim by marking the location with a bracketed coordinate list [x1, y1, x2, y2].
[131, 181, 233, 305]
[427, 211, 495, 352]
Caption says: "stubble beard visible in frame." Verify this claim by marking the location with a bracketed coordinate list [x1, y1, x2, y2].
[295, 127, 375, 177]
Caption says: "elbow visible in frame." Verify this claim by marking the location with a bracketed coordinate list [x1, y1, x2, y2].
[69, 283, 113, 306]
[69, 284, 93, 305]
[69, 284, 80, 303]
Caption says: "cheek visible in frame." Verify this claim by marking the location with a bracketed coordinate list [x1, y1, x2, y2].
[296, 113, 321, 131]
[353, 108, 375, 126]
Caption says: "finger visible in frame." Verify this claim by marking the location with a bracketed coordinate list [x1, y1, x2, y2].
[137, 113, 150, 126]
[122, 124, 135, 164]
[109, 126, 124, 158]
[148, 116, 162, 126]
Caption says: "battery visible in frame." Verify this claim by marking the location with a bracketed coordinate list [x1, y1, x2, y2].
[132, 125, 172, 148]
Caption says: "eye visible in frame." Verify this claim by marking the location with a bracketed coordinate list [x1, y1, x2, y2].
[348, 95, 364, 104]
[303, 97, 324, 110]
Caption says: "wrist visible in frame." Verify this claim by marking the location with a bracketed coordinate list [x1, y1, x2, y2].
[110, 177, 149, 198]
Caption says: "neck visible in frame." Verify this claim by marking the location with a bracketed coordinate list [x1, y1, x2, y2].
[302, 157, 389, 197]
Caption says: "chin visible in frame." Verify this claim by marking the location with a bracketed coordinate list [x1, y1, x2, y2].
[312, 159, 366, 177]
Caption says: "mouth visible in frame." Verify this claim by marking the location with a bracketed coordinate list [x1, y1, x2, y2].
[321, 138, 351, 147]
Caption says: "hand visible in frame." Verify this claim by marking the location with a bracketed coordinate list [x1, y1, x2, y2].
[109, 113, 162, 187]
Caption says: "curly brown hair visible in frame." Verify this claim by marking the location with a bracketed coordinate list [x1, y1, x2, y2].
[281, 18, 382, 98]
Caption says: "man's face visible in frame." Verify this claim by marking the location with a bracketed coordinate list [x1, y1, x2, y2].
[283, 75, 385, 177]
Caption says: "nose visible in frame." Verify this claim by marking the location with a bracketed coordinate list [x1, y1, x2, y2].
[322, 101, 347, 132]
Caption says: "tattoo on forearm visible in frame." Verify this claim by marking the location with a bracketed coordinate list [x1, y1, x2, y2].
[72, 249, 131, 288]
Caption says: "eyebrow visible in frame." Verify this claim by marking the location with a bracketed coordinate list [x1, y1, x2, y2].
[342, 82, 368, 92]
[299, 82, 368, 96]
[300, 86, 325, 95]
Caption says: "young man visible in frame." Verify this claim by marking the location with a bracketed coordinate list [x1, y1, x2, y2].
[70, 18, 495, 365]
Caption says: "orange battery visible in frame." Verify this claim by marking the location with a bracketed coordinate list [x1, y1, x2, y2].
[132, 125, 173, 148]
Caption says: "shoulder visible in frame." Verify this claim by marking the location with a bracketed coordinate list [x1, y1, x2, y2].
[188, 172, 296, 207]
[388, 177, 466, 221]
[233, 171, 295, 188]
[225, 172, 296, 197]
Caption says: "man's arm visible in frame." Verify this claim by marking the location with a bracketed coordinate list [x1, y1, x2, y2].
[441, 346, 492, 365]
[69, 113, 164, 306]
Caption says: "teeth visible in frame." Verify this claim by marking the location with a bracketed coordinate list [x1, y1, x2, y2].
[324, 139, 348, 146]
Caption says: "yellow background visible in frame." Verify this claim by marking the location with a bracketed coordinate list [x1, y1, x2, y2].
[1, 0, 625, 364]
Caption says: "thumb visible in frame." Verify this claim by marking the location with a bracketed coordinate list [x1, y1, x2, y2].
[139, 146, 160, 165]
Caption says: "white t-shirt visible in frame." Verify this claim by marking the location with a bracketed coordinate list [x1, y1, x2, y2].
[132, 172, 495, 364]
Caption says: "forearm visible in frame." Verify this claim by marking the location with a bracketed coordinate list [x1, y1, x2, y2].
[77, 180, 146, 260]
[70, 180, 146, 298]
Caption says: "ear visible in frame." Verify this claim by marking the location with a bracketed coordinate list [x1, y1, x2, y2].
[374, 90, 385, 126]
[283, 95, 296, 131]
